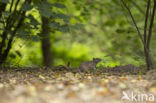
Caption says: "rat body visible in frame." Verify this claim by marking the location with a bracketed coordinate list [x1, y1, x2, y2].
[79, 58, 101, 72]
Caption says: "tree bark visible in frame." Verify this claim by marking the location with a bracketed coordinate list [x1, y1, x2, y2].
[144, 46, 153, 70]
[41, 17, 53, 67]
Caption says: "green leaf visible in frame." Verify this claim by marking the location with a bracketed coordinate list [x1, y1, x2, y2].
[9, 53, 16, 59]
[49, 21, 60, 29]
[2, 11, 11, 17]
[37, 1, 52, 18]
[31, 35, 40, 42]
[21, 3, 33, 11]
[49, 21, 70, 32]
[70, 24, 84, 30]
[52, 3, 66, 8]
[50, 12, 57, 19]
[51, 13, 70, 22]
[27, 15, 40, 26]
[58, 25, 70, 32]
[15, 50, 22, 57]
[16, 29, 30, 39]
[56, 13, 69, 21]
[0, 0, 9, 4]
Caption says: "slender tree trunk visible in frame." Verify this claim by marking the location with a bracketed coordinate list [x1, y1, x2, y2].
[41, 16, 53, 67]
[121, 0, 155, 70]
[144, 47, 153, 70]
[145, 0, 156, 70]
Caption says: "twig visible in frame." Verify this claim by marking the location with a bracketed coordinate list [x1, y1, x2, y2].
[121, 0, 144, 45]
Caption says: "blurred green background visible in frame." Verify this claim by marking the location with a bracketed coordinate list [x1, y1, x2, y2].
[1, 0, 156, 67]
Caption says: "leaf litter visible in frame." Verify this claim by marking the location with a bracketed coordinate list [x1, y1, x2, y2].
[0, 66, 155, 103]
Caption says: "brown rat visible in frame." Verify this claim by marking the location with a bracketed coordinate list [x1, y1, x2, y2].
[79, 58, 101, 72]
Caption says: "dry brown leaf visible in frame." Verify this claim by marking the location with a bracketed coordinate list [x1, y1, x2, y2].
[149, 87, 156, 93]
[95, 87, 109, 96]
[120, 76, 127, 81]
[56, 72, 61, 77]
[65, 72, 74, 78]
[0, 83, 4, 88]
[9, 79, 17, 84]
[131, 79, 137, 83]
[66, 91, 76, 98]
[28, 85, 37, 96]
[39, 75, 45, 80]
[99, 82, 107, 87]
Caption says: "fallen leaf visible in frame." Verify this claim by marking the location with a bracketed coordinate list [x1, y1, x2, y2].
[28, 85, 37, 96]
[66, 91, 76, 98]
[120, 77, 127, 81]
[39, 75, 45, 80]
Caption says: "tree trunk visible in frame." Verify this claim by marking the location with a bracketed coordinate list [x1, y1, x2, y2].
[144, 47, 153, 70]
[41, 16, 53, 67]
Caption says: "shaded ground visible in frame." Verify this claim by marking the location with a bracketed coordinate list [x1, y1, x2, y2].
[0, 67, 155, 103]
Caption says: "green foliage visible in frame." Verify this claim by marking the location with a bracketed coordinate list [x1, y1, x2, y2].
[52, 42, 89, 66]
[37, 1, 52, 18]
[0, 0, 9, 4]
[2, 11, 11, 17]
[1, 0, 155, 67]
[6, 40, 42, 67]
[21, 3, 33, 11]
[99, 55, 120, 67]
[27, 15, 40, 26]
[49, 21, 60, 30]
[65, 0, 150, 66]
[52, 3, 66, 8]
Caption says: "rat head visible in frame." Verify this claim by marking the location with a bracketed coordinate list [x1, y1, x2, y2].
[93, 58, 101, 63]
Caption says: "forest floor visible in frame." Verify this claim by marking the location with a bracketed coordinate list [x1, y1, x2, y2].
[0, 67, 156, 103]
